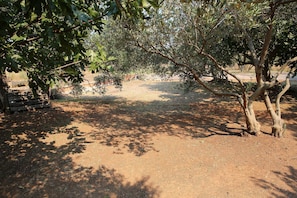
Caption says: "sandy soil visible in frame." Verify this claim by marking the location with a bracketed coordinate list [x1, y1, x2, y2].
[1, 80, 297, 198]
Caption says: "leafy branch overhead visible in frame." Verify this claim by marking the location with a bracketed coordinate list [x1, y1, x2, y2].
[87, 44, 117, 73]
[0, 0, 160, 111]
[0, 0, 162, 114]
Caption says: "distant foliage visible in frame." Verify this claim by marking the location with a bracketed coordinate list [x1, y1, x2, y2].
[70, 83, 84, 98]
[94, 74, 123, 94]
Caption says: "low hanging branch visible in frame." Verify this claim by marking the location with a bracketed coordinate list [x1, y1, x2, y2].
[136, 41, 241, 99]
[48, 60, 82, 76]
[186, 39, 247, 96]
[52, 60, 82, 71]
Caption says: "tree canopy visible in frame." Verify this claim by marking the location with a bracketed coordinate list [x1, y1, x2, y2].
[0, 0, 159, 110]
[126, 0, 297, 136]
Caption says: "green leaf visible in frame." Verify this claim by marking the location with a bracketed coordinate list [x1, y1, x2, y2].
[106, 65, 114, 72]
[11, 34, 26, 42]
[75, 10, 91, 23]
[147, 0, 160, 8]
[11, 54, 22, 60]
[107, 1, 120, 17]
[142, 0, 150, 8]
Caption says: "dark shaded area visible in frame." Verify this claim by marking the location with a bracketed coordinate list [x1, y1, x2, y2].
[0, 108, 159, 197]
[285, 85, 297, 101]
[283, 103, 297, 139]
[7, 90, 50, 113]
[252, 166, 297, 198]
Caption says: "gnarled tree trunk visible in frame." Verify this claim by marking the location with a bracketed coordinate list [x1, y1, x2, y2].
[244, 103, 261, 135]
[238, 93, 262, 136]
[263, 78, 290, 137]
[263, 91, 285, 137]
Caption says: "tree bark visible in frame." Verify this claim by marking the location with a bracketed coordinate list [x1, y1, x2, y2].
[263, 78, 290, 137]
[0, 72, 9, 112]
[240, 95, 261, 136]
[263, 91, 285, 137]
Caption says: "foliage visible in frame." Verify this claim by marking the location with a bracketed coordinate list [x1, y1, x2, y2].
[222, 1, 297, 78]
[1, 0, 103, 89]
[93, 74, 122, 94]
[86, 42, 117, 73]
[0, 0, 159, 110]
[85, 19, 167, 76]
[0, 0, 159, 88]
[70, 82, 84, 98]
[130, 1, 235, 82]
[131, 0, 297, 136]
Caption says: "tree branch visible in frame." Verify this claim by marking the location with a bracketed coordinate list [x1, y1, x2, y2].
[275, 78, 290, 117]
[52, 60, 82, 72]
[275, 56, 297, 79]
[115, 0, 128, 15]
[249, 81, 274, 102]
[188, 39, 246, 93]
[258, 3, 277, 68]
[136, 41, 241, 98]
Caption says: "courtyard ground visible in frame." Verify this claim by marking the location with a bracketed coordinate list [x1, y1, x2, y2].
[1, 80, 297, 198]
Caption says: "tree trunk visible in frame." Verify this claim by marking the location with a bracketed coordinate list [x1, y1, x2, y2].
[0, 72, 9, 113]
[263, 91, 285, 137]
[271, 117, 285, 138]
[263, 78, 290, 137]
[244, 102, 261, 136]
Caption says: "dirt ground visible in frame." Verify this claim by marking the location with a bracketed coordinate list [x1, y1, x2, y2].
[1, 80, 297, 198]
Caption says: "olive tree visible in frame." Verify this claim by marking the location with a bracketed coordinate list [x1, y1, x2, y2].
[131, 0, 297, 137]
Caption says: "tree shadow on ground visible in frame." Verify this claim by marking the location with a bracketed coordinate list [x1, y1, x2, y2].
[283, 104, 297, 139]
[0, 108, 159, 197]
[252, 166, 297, 198]
[141, 81, 214, 103]
[145, 82, 297, 138]
[65, 81, 297, 156]
[76, 101, 243, 156]
[67, 82, 246, 156]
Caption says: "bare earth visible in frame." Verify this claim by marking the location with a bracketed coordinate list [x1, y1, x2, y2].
[1, 80, 297, 198]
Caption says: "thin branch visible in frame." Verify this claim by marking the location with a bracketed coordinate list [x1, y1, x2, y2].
[200, 51, 245, 88]
[249, 81, 274, 102]
[52, 60, 82, 72]
[115, 0, 128, 15]
[188, 39, 246, 94]
[207, 8, 229, 35]
[275, 56, 297, 79]
[182, 62, 241, 98]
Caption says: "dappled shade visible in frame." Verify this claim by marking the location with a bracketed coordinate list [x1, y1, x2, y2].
[0, 108, 159, 197]
[252, 166, 297, 197]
